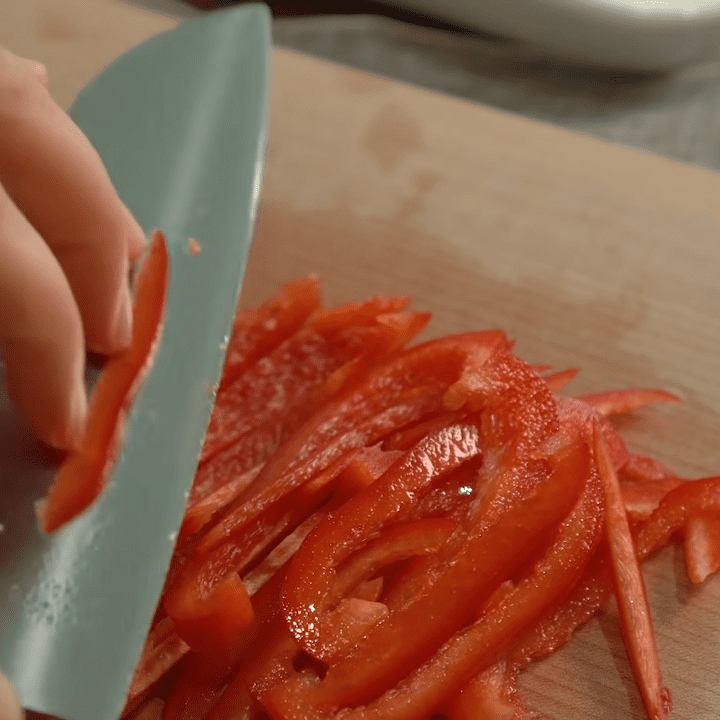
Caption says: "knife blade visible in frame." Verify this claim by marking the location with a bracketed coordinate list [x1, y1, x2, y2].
[0, 5, 270, 720]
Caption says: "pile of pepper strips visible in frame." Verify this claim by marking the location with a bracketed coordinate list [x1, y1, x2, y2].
[40, 233, 720, 720]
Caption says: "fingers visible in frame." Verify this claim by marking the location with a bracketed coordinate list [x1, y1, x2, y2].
[0, 47, 145, 356]
[0, 672, 22, 720]
[0, 182, 87, 450]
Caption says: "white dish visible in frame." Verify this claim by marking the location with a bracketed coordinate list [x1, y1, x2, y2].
[392, 0, 720, 70]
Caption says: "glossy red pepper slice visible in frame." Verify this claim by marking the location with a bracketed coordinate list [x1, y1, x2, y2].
[594, 425, 671, 720]
[619, 454, 680, 484]
[38, 229, 169, 532]
[164, 479, 335, 644]
[171, 572, 254, 659]
[305, 517, 458, 663]
[196, 332, 507, 557]
[621, 478, 684, 521]
[684, 516, 720, 584]
[633, 476, 720, 561]
[543, 367, 579, 393]
[180, 465, 262, 540]
[508, 548, 612, 669]
[264, 425, 596, 720]
[444, 662, 530, 720]
[577, 388, 680, 416]
[219, 275, 322, 392]
[160, 654, 225, 720]
[280, 424, 482, 660]
[200, 296, 417, 464]
[125, 618, 189, 715]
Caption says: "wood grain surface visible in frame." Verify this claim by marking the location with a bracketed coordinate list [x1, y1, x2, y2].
[2, 2, 720, 718]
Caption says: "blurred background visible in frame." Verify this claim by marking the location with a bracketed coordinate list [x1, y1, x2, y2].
[134, 0, 720, 171]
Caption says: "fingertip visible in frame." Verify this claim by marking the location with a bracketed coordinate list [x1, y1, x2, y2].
[0, 671, 23, 720]
[122, 204, 146, 261]
[32, 61, 48, 88]
[85, 277, 133, 357]
[48, 379, 88, 452]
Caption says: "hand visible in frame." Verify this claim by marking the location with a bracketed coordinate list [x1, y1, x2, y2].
[0, 672, 21, 720]
[0, 46, 145, 450]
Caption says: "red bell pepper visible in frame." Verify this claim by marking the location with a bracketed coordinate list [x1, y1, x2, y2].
[195, 332, 508, 557]
[160, 654, 225, 720]
[633, 476, 720, 562]
[200, 296, 417, 464]
[164, 477, 338, 652]
[508, 548, 612, 669]
[125, 618, 189, 714]
[684, 516, 720, 584]
[301, 517, 458, 663]
[218, 275, 322, 391]
[619, 454, 680, 484]
[38, 229, 169, 532]
[380, 410, 469, 451]
[577, 388, 680, 416]
[181, 465, 262, 539]
[279, 423, 482, 659]
[594, 425, 671, 720]
[621, 478, 684, 522]
[265, 423, 596, 720]
[443, 661, 530, 720]
[544, 367, 579, 393]
[170, 573, 255, 660]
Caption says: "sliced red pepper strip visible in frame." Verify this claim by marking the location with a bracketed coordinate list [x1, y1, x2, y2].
[206, 615, 300, 720]
[189, 441, 264, 508]
[264, 428, 596, 720]
[594, 424, 672, 720]
[621, 478, 684, 521]
[191, 309, 429, 504]
[280, 423, 483, 661]
[543, 367, 579, 393]
[38, 229, 169, 532]
[633, 476, 720, 561]
[577, 388, 680, 416]
[331, 445, 404, 498]
[302, 517, 458, 663]
[180, 465, 262, 540]
[684, 516, 720, 584]
[161, 655, 225, 720]
[511, 475, 720, 671]
[164, 480, 335, 636]
[351, 576, 384, 602]
[319, 598, 390, 665]
[125, 618, 189, 713]
[507, 547, 612, 670]
[556, 398, 631, 470]
[381, 410, 468, 451]
[219, 275, 322, 391]
[444, 661, 530, 720]
[619, 454, 680, 484]
[171, 572, 254, 659]
[196, 332, 507, 557]
[200, 296, 416, 465]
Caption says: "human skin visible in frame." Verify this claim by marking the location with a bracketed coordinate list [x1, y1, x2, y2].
[0, 46, 145, 719]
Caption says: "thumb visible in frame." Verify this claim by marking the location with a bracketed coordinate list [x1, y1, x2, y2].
[0, 672, 22, 720]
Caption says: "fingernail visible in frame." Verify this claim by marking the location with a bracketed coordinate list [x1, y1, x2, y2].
[0, 670, 23, 720]
[47, 377, 87, 452]
[50, 378, 88, 452]
[111, 283, 133, 352]
[122, 204, 146, 258]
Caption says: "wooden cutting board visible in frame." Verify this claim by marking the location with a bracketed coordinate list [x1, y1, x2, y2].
[3, 2, 720, 718]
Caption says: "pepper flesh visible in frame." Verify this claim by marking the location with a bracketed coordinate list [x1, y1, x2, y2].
[38, 229, 169, 533]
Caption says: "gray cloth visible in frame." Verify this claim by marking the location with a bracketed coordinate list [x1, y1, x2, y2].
[273, 15, 720, 171]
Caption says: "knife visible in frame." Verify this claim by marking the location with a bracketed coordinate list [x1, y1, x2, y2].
[0, 5, 270, 720]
